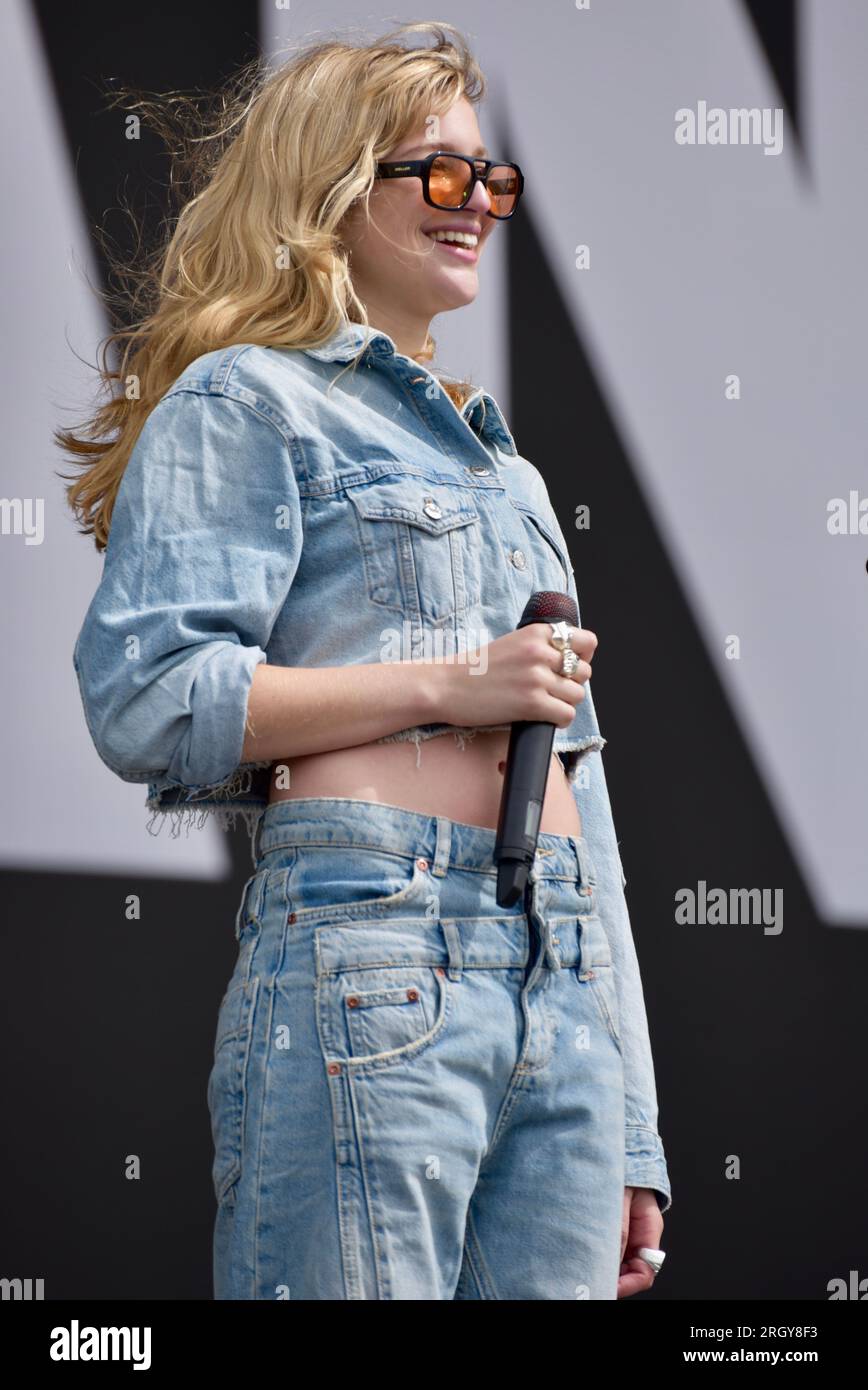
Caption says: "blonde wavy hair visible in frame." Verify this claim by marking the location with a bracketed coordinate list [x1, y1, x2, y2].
[58, 20, 487, 552]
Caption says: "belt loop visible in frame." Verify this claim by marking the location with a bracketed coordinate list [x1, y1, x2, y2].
[573, 835, 595, 892]
[431, 815, 452, 879]
[251, 810, 265, 870]
[441, 919, 463, 981]
[235, 871, 262, 941]
[431, 817, 460, 979]
[522, 869, 544, 981]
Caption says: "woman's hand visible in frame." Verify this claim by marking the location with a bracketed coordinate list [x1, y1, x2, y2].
[617, 1186, 665, 1298]
[434, 622, 598, 730]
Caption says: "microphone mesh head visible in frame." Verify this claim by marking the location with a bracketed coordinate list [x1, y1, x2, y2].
[518, 589, 578, 630]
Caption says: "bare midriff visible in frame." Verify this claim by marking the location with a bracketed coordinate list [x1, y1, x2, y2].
[266, 729, 582, 838]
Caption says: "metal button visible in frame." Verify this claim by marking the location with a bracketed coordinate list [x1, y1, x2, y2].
[511, 549, 527, 569]
[468, 464, 490, 475]
[346, 995, 360, 1008]
[406, 989, 419, 1002]
[423, 498, 442, 520]
[416, 858, 429, 871]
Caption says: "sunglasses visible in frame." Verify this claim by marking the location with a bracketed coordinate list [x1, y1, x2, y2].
[373, 150, 524, 220]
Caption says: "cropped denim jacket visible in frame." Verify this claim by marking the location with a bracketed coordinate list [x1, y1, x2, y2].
[73, 319, 671, 1211]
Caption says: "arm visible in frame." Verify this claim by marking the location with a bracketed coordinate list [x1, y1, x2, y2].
[74, 388, 296, 791]
[240, 659, 439, 763]
[73, 385, 443, 790]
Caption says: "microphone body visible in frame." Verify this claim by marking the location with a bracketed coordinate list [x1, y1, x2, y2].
[494, 590, 579, 907]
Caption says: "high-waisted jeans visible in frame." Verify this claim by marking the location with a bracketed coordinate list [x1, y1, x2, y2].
[208, 797, 626, 1300]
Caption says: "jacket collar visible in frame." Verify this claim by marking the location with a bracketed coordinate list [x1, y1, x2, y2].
[300, 321, 517, 457]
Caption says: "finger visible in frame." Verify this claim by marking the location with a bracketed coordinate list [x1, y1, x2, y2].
[546, 694, 585, 729]
[616, 1258, 656, 1299]
[548, 681, 589, 722]
[571, 628, 598, 662]
[532, 622, 597, 663]
[621, 1188, 632, 1262]
[553, 656, 592, 689]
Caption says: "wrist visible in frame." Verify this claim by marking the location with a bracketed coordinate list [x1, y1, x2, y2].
[406, 656, 456, 726]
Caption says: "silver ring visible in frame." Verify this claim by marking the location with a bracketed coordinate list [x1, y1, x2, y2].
[549, 620, 579, 678]
[548, 619, 573, 652]
[636, 1246, 666, 1277]
[560, 647, 579, 678]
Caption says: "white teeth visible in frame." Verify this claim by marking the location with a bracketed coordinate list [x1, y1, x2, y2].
[429, 230, 478, 247]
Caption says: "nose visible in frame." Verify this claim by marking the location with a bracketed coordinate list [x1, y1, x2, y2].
[464, 175, 493, 219]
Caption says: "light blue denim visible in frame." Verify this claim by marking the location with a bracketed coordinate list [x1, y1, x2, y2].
[210, 798, 629, 1299]
[71, 318, 606, 836]
[72, 318, 670, 1211]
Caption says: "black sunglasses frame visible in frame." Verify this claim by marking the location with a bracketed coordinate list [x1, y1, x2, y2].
[373, 151, 525, 220]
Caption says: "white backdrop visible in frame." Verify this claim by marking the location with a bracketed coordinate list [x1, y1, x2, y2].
[3, 0, 864, 916]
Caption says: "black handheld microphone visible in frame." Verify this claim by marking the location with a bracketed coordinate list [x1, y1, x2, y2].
[494, 589, 579, 907]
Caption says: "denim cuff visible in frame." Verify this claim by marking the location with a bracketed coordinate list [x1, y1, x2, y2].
[625, 1124, 672, 1214]
[164, 642, 268, 790]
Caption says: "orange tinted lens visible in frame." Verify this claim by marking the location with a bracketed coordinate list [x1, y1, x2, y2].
[428, 155, 472, 208]
[487, 165, 518, 216]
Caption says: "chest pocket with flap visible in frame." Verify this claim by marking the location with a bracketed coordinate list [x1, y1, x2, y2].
[345, 476, 482, 625]
[509, 497, 572, 593]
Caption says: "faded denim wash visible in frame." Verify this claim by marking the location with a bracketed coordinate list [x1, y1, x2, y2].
[72, 319, 606, 839]
[211, 798, 628, 1299]
[72, 319, 671, 1213]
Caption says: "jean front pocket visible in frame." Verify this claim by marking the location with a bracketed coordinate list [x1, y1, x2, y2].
[207, 974, 260, 1207]
[284, 845, 430, 925]
[315, 921, 452, 1070]
[346, 475, 481, 624]
[344, 970, 438, 1058]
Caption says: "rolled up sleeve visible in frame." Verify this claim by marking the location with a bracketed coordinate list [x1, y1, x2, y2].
[73, 388, 303, 791]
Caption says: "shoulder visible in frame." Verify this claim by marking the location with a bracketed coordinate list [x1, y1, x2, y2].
[506, 447, 556, 512]
[159, 342, 327, 442]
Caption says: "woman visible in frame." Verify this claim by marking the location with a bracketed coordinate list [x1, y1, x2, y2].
[62, 21, 670, 1300]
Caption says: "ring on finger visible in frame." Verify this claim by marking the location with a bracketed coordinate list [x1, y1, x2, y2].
[548, 619, 573, 652]
[559, 647, 580, 678]
[548, 620, 580, 680]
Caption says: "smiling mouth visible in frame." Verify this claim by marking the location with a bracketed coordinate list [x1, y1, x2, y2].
[424, 231, 479, 261]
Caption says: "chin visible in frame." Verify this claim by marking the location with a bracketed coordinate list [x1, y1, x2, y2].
[430, 276, 480, 312]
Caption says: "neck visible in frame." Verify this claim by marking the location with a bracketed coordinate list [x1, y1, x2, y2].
[356, 298, 431, 362]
